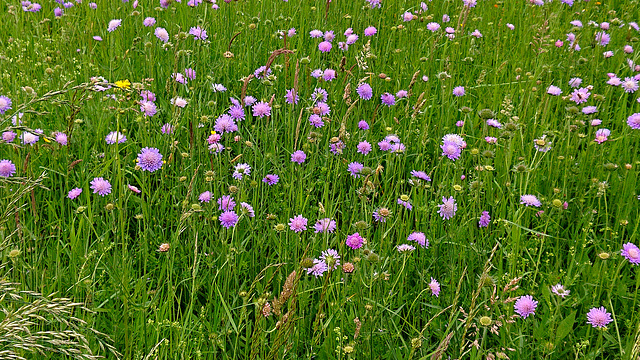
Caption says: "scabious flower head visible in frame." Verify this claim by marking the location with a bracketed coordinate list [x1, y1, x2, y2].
[314, 218, 336, 233]
[520, 194, 542, 207]
[291, 150, 306, 164]
[347, 162, 364, 178]
[140, 100, 157, 117]
[373, 207, 391, 222]
[429, 278, 440, 297]
[161, 123, 174, 135]
[171, 97, 188, 108]
[622, 77, 639, 93]
[551, 284, 570, 298]
[232, 163, 251, 180]
[2, 131, 17, 143]
[252, 102, 271, 118]
[320, 249, 341, 271]
[107, 19, 122, 32]
[219, 210, 239, 228]
[307, 259, 328, 277]
[155, 27, 169, 42]
[318, 41, 332, 52]
[284, 89, 299, 104]
[21, 132, 39, 145]
[228, 105, 245, 121]
[380, 93, 395, 106]
[54, 132, 68, 145]
[198, 191, 212, 203]
[514, 295, 538, 319]
[621, 242, 640, 265]
[486, 119, 502, 128]
[143, 17, 155, 26]
[595, 31, 610, 46]
[426, 22, 440, 32]
[364, 26, 377, 36]
[346, 233, 364, 249]
[189, 26, 207, 40]
[105, 131, 126, 144]
[214, 114, 238, 133]
[570, 88, 590, 104]
[357, 83, 373, 100]
[0, 160, 17, 177]
[140, 90, 156, 102]
[533, 135, 552, 152]
[410, 170, 431, 182]
[438, 196, 457, 220]
[582, 106, 598, 114]
[137, 147, 163, 172]
[586, 307, 612, 328]
[309, 29, 323, 38]
[309, 114, 324, 127]
[397, 196, 412, 210]
[357, 141, 372, 155]
[173, 73, 186, 84]
[217, 195, 236, 211]
[547, 85, 562, 96]
[441, 141, 462, 160]
[67, 187, 82, 199]
[627, 113, 640, 129]
[479, 211, 490, 227]
[262, 174, 279, 185]
[90, 177, 111, 196]
[569, 77, 583, 87]
[358, 120, 369, 130]
[288, 215, 308, 232]
[127, 184, 141, 194]
[402, 11, 414, 22]
[594, 128, 610, 144]
[407, 232, 428, 248]
[397, 244, 416, 253]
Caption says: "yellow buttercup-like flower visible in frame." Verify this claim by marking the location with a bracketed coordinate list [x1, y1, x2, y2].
[115, 79, 131, 89]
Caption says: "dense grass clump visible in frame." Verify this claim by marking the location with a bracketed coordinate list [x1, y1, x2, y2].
[1, 0, 640, 358]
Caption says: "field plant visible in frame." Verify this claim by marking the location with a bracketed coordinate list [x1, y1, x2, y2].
[1, 0, 640, 358]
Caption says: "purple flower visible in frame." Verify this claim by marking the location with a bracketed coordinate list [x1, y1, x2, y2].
[189, 26, 207, 40]
[184, 68, 196, 80]
[307, 259, 328, 277]
[569, 77, 582, 87]
[314, 218, 336, 233]
[161, 123, 174, 135]
[311, 87, 328, 102]
[228, 105, 245, 121]
[140, 100, 157, 117]
[380, 93, 396, 106]
[252, 102, 271, 118]
[21, 132, 39, 145]
[547, 85, 562, 96]
[214, 114, 238, 133]
[0, 160, 17, 177]
[533, 135, 552, 152]
[173, 73, 187, 84]
[0, 96, 12, 115]
[373, 208, 392, 223]
[288, 215, 308, 232]
[582, 106, 598, 115]
[570, 88, 590, 104]
[320, 249, 341, 271]
[357, 141, 372, 155]
[318, 41, 332, 52]
[478, 211, 490, 227]
[397, 244, 416, 253]
[595, 31, 610, 46]
[316, 102, 330, 115]
[410, 170, 431, 182]
[199, 191, 212, 203]
[486, 119, 502, 128]
[628, 113, 640, 129]
[357, 83, 373, 100]
[358, 120, 369, 130]
[67, 187, 82, 199]
[551, 284, 570, 298]
[441, 141, 462, 160]
[54, 132, 68, 145]
[90, 177, 111, 196]
[105, 131, 126, 144]
[520, 194, 541, 207]
[54, 7, 63, 17]
[586, 307, 612, 328]
[291, 150, 306, 164]
[128, 185, 141, 194]
[285, 89, 299, 104]
[137, 147, 163, 172]
[514, 295, 538, 319]
[309, 29, 323, 38]
[2, 131, 17, 143]
[594, 128, 610, 144]
[155, 27, 169, 42]
[346, 233, 364, 249]
[622, 77, 639, 93]
[621, 242, 640, 265]
[140, 90, 156, 102]
[438, 196, 457, 220]
[232, 163, 251, 180]
[347, 162, 364, 178]
[309, 114, 324, 127]
[217, 195, 236, 211]
[426, 22, 440, 31]
[262, 174, 279, 185]
[107, 19, 122, 32]
[452, 86, 465, 96]
[143, 17, 155, 26]
[240, 202, 255, 217]
[364, 26, 377, 36]
[429, 278, 440, 297]
[407, 232, 428, 248]
[323, 69, 336, 81]
[220, 211, 239, 228]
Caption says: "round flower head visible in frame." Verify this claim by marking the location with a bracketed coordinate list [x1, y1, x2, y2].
[380, 93, 396, 106]
[189, 26, 207, 40]
[263, 174, 279, 185]
[288, 215, 308, 233]
[291, 150, 307, 164]
[429, 278, 440, 297]
[551, 284, 570, 298]
[621, 242, 640, 265]
[570, 88, 590, 104]
[232, 163, 251, 180]
[520, 194, 542, 207]
[107, 19, 122, 32]
[622, 77, 639, 93]
[320, 249, 341, 271]
[154, 27, 169, 42]
[54, 132, 68, 145]
[161, 123, 174, 135]
[0, 95, 12, 115]
[228, 105, 245, 121]
[309, 114, 324, 128]
[143, 17, 155, 26]
[21, 132, 39, 145]
[140, 101, 157, 117]
[0, 160, 17, 177]
[397, 244, 416, 253]
[219, 210, 239, 228]
[318, 41, 332, 52]
[407, 232, 428, 248]
[105, 131, 126, 144]
[410, 170, 431, 182]
[357, 141, 372, 155]
[426, 22, 440, 31]
[137, 147, 163, 172]
[372, 207, 391, 223]
[628, 113, 640, 130]
[214, 114, 238, 133]
[347, 162, 364, 178]
[314, 218, 337, 233]
[357, 83, 373, 100]
[217, 195, 236, 211]
[441, 141, 462, 160]
[586, 307, 612, 328]
[67, 187, 82, 199]
[358, 120, 369, 130]
[252, 102, 271, 118]
[364, 26, 377, 36]
[90, 177, 111, 196]
[2, 131, 17, 143]
[452, 86, 465, 96]
[547, 85, 562, 96]
[307, 259, 328, 277]
[284, 89, 299, 104]
[514, 295, 538, 319]
[346, 233, 364, 249]
[479, 211, 490, 227]
[438, 196, 457, 220]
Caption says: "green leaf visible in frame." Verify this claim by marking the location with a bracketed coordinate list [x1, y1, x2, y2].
[555, 310, 576, 344]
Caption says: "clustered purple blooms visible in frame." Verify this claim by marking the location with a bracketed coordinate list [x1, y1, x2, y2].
[90, 177, 111, 196]
[0, 96, 12, 115]
[347, 162, 364, 178]
[289, 215, 308, 232]
[438, 196, 457, 220]
[407, 232, 428, 248]
[520, 194, 542, 207]
[219, 211, 239, 228]
[217, 195, 236, 211]
[314, 218, 336, 233]
[291, 150, 306, 164]
[514, 295, 538, 319]
[67, 187, 82, 199]
[479, 211, 490, 227]
[586, 307, 612, 328]
[357, 83, 373, 100]
[262, 174, 279, 185]
[0, 160, 17, 177]
[233, 163, 251, 180]
[137, 147, 163, 172]
[346, 233, 364, 249]
[628, 113, 640, 129]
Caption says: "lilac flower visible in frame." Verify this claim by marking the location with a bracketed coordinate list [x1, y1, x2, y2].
[595, 31, 610, 46]
[402, 11, 414, 22]
[228, 105, 245, 121]
[288, 215, 308, 232]
[429, 278, 440, 297]
[397, 244, 416, 253]
[107, 19, 122, 32]
[357, 141, 372, 155]
[357, 83, 373, 100]
[212, 83, 227, 92]
[137, 147, 163, 172]
[140, 90, 156, 102]
[126, 184, 141, 194]
[214, 115, 237, 133]
[184, 68, 196, 80]
[533, 135, 552, 152]
[155, 27, 169, 42]
[547, 85, 562, 95]
[582, 106, 597, 115]
[586, 307, 612, 328]
[471, 29, 482, 38]
[2, 131, 16, 143]
[438, 196, 457, 220]
[314, 218, 336, 233]
[346, 233, 364, 249]
[479, 211, 490, 227]
[622, 77, 639, 93]
[21, 132, 39, 145]
[220, 211, 239, 228]
[410, 170, 431, 182]
[364, 26, 377, 36]
[485, 137, 497, 144]
[252, 102, 271, 118]
[67, 187, 82, 199]
[309, 29, 323, 38]
[161, 123, 174, 135]
[627, 113, 640, 129]
[621, 243, 640, 265]
[486, 119, 502, 128]
[217, 195, 236, 211]
[570, 88, 590, 104]
[407, 232, 428, 248]
[320, 249, 341, 271]
[105, 131, 126, 144]
[285, 89, 299, 104]
[441, 141, 462, 160]
[358, 120, 370, 130]
[426, 22, 440, 31]
[347, 162, 364, 178]
[373, 208, 391, 222]
[309, 114, 324, 127]
[311, 69, 323, 79]
[397, 197, 412, 210]
[189, 26, 207, 40]
[54, 7, 63, 17]
[346, 34, 359, 45]
[232, 163, 251, 180]
[291, 150, 306, 164]
[551, 284, 570, 298]
[569, 77, 583, 87]
[323, 69, 336, 81]
[0, 160, 17, 177]
[380, 93, 395, 106]
[514, 295, 538, 319]
[0, 96, 12, 115]
[140, 100, 157, 117]
[199, 191, 212, 203]
[594, 128, 610, 144]
[240, 202, 255, 217]
[90, 177, 111, 196]
[54, 132, 68, 145]
[520, 195, 542, 207]
[171, 97, 188, 108]
[173, 73, 187, 84]
[307, 259, 328, 277]
[262, 174, 279, 185]
[253, 66, 272, 79]
[316, 102, 330, 115]
[143, 17, 155, 26]
[318, 41, 332, 52]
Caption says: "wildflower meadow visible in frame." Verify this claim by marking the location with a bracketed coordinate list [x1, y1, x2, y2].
[1, 0, 640, 358]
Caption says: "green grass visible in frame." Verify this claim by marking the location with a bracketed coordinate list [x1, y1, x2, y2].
[1, 0, 640, 359]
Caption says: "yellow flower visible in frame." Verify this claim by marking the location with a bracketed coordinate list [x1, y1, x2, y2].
[115, 79, 131, 89]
